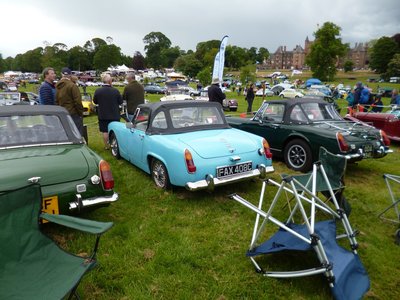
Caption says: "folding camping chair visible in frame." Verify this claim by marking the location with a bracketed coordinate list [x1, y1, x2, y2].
[230, 147, 369, 300]
[0, 184, 113, 300]
[379, 174, 400, 244]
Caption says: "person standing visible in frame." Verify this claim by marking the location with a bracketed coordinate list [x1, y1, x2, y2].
[391, 89, 400, 105]
[208, 78, 226, 106]
[39, 67, 56, 105]
[246, 83, 255, 113]
[56, 67, 84, 134]
[93, 74, 123, 149]
[122, 73, 144, 121]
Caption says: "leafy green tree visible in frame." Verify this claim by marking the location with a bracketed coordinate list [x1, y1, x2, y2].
[41, 45, 67, 72]
[343, 60, 354, 73]
[256, 47, 269, 64]
[305, 22, 347, 81]
[195, 40, 220, 61]
[197, 67, 212, 87]
[240, 65, 256, 84]
[93, 44, 123, 71]
[225, 45, 248, 69]
[248, 47, 258, 63]
[174, 53, 203, 78]
[0, 53, 4, 72]
[132, 51, 145, 70]
[369, 36, 399, 74]
[161, 46, 181, 68]
[385, 53, 400, 79]
[143, 32, 172, 68]
[16, 48, 43, 73]
[68, 46, 91, 71]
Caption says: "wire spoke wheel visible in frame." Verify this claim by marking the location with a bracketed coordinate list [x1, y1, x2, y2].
[151, 159, 170, 189]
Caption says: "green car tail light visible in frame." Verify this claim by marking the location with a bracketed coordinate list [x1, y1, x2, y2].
[99, 160, 114, 190]
[336, 132, 350, 152]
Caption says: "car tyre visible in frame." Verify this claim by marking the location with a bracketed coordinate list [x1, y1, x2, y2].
[280, 94, 285, 98]
[110, 133, 121, 159]
[151, 159, 170, 189]
[284, 139, 313, 172]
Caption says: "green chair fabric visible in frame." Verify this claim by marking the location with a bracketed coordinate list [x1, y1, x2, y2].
[0, 184, 112, 300]
[285, 147, 347, 192]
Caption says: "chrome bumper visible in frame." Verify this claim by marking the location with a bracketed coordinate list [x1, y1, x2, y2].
[337, 146, 392, 160]
[185, 165, 274, 191]
[69, 192, 119, 211]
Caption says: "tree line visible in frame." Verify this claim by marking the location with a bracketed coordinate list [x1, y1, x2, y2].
[0, 23, 399, 83]
[0, 32, 269, 78]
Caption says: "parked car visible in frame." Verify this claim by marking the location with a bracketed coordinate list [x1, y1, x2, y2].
[389, 77, 400, 83]
[279, 88, 304, 98]
[270, 85, 285, 95]
[345, 107, 400, 142]
[160, 88, 194, 101]
[0, 92, 21, 105]
[108, 101, 274, 190]
[255, 88, 274, 97]
[226, 98, 391, 172]
[195, 90, 238, 111]
[81, 93, 95, 116]
[0, 105, 118, 215]
[377, 87, 393, 98]
[20, 92, 39, 105]
[144, 85, 167, 94]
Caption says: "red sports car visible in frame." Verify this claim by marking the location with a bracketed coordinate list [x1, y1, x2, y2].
[345, 108, 400, 142]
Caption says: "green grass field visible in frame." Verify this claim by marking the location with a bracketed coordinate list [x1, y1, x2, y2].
[24, 72, 400, 299]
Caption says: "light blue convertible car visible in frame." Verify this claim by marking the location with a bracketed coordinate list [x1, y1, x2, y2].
[108, 101, 274, 190]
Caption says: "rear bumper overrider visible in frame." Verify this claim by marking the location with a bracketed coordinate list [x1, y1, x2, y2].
[69, 192, 119, 211]
[185, 164, 274, 191]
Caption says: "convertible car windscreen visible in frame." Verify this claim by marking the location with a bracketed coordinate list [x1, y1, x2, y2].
[0, 115, 69, 146]
[170, 107, 225, 128]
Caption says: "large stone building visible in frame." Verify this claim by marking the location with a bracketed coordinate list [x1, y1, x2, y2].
[263, 37, 369, 70]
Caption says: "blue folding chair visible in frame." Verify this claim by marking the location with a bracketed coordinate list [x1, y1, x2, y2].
[230, 147, 369, 300]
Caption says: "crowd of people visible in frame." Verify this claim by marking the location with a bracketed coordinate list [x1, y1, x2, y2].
[37, 67, 145, 149]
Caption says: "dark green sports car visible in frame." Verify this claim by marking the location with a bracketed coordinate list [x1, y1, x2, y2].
[226, 98, 391, 172]
[0, 105, 118, 215]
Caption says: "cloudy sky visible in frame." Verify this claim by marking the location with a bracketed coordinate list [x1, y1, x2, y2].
[2, 0, 399, 58]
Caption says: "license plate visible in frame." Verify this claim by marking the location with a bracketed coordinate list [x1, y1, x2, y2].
[42, 196, 59, 215]
[364, 144, 373, 158]
[217, 161, 252, 178]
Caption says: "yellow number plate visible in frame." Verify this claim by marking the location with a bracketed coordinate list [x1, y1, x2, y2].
[42, 196, 59, 215]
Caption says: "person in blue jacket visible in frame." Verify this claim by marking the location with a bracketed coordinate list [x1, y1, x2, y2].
[39, 67, 56, 105]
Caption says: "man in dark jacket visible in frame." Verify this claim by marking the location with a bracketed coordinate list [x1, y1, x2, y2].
[39, 67, 56, 105]
[93, 74, 123, 149]
[56, 67, 84, 134]
[208, 78, 226, 106]
[122, 73, 144, 121]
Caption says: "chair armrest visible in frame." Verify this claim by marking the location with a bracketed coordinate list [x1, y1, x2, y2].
[40, 213, 113, 235]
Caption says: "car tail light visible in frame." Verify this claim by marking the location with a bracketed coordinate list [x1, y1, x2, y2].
[380, 130, 390, 146]
[336, 132, 349, 152]
[99, 160, 114, 190]
[184, 149, 196, 173]
[261, 138, 273, 159]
